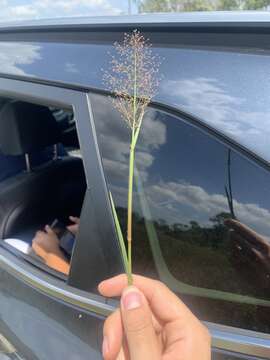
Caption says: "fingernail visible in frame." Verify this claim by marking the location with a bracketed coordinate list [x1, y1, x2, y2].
[122, 287, 142, 310]
[98, 281, 105, 292]
[102, 336, 109, 357]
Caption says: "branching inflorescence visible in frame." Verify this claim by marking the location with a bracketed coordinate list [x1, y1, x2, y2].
[103, 29, 161, 285]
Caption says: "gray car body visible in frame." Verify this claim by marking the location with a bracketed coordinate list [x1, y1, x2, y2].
[0, 12, 269, 360]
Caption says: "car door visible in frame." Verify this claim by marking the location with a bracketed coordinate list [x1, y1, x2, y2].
[1, 19, 269, 360]
[90, 90, 270, 360]
[0, 78, 123, 360]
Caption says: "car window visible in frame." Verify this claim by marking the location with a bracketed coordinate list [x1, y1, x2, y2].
[92, 92, 270, 334]
[0, 97, 86, 279]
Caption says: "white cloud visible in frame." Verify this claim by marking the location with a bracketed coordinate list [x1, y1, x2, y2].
[65, 62, 79, 73]
[91, 91, 270, 242]
[8, 4, 38, 17]
[102, 158, 128, 183]
[34, 0, 120, 13]
[146, 180, 270, 240]
[139, 109, 167, 150]
[162, 77, 270, 160]
[163, 77, 243, 135]
[136, 151, 154, 170]
[92, 93, 167, 183]
[0, 42, 41, 75]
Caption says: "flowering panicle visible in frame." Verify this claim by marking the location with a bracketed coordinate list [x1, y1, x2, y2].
[103, 29, 161, 132]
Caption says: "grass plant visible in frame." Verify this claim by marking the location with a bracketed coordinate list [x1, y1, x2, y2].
[103, 30, 161, 285]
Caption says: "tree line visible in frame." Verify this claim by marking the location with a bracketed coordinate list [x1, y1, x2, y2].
[135, 0, 270, 12]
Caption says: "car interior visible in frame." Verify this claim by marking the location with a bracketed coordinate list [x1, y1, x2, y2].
[0, 97, 87, 275]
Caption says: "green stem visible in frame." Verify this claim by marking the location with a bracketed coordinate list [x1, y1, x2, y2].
[126, 41, 138, 285]
[128, 240, 132, 285]
[127, 142, 135, 285]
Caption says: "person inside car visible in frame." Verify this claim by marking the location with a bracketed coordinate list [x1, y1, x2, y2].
[32, 216, 79, 274]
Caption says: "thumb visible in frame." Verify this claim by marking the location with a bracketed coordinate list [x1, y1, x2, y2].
[69, 216, 79, 224]
[120, 286, 161, 360]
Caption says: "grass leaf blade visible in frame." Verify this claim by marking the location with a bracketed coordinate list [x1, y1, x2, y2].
[109, 191, 129, 274]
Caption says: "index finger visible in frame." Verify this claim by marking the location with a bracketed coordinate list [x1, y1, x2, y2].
[98, 274, 194, 324]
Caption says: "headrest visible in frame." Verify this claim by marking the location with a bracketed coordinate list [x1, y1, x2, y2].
[0, 101, 61, 156]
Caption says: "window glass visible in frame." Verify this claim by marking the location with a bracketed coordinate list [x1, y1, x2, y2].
[2, 40, 270, 165]
[93, 92, 270, 333]
[0, 97, 86, 277]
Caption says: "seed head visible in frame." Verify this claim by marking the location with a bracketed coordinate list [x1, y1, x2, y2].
[103, 29, 162, 131]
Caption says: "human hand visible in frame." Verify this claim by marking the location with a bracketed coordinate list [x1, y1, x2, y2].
[98, 274, 211, 360]
[225, 219, 270, 268]
[225, 218, 270, 289]
[32, 225, 61, 259]
[32, 225, 70, 274]
[67, 216, 80, 235]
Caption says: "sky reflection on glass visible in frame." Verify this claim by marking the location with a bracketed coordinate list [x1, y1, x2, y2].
[1, 40, 269, 163]
[92, 79, 270, 330]
[92, 93, 270, 242]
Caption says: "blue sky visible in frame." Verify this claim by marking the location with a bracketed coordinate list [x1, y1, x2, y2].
[0, 0, 138, 22]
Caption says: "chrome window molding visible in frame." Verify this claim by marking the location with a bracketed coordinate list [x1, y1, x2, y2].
[1, 12, 270, 32]
[207, 322, 270, 359]
[0, 247, 114, 317]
